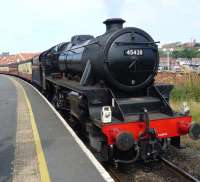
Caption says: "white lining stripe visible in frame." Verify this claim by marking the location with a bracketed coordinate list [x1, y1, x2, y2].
[17, 77, 114, 182]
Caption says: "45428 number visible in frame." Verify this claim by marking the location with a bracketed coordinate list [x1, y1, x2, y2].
[125, 49, 143, 56]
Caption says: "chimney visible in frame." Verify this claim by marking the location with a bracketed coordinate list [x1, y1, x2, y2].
[103, 18, 125, 33]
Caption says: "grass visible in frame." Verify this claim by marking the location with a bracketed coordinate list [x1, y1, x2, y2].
[191, 102, 200, 121]
[170, 101, 200, 122]
[169, 72, 200, 122]
[170, 73, 200, 102]
[165, 72, 200, 148]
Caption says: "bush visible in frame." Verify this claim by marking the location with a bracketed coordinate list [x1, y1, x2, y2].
[171, 73, 200, 102]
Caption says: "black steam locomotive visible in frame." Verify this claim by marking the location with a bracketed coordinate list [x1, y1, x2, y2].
[1, 18, 199, 164]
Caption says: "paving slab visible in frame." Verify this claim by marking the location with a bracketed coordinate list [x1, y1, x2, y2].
[0, 75, 113, 182]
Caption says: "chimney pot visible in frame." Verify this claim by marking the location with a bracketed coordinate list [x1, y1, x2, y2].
[103, 18, 125, 33]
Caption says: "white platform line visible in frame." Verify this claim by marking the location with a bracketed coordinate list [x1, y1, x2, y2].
[16, 77, 114, 182]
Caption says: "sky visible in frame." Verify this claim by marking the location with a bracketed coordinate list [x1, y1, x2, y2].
[0, 0, 200, 53]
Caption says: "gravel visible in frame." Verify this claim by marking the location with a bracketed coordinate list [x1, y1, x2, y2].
[109, 135, 200, 182]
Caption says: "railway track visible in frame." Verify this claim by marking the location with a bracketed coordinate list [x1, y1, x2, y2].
[106, 157, 200, 182]
[160, 157, 200, 182]
[107, 167, 121, 182]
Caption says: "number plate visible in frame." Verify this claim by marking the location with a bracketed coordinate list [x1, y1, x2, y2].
[124, 49, 143, 56]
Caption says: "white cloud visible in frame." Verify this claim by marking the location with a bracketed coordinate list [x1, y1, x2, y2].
[101, 0, 126, 17]
[160, 0, 179, 7]
[0, 0, 200, 53]
[19, 0, 105, 20]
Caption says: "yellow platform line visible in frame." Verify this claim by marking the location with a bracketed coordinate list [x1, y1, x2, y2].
[11, 77, 51, 182]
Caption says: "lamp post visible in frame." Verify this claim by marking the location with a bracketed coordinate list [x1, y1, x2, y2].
[163, 48, 174, 70]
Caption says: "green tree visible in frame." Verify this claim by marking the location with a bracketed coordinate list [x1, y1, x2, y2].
[171, 48, 199, 58]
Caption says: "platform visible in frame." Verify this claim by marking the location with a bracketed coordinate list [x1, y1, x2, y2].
[0, 75, 113, 182]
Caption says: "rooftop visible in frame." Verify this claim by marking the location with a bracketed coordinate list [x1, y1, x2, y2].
[0, 53, 39, 65]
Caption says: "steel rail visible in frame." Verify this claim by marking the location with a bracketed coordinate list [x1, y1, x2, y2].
[106, 167, 121, 182]
[160, 157, 200, 182]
